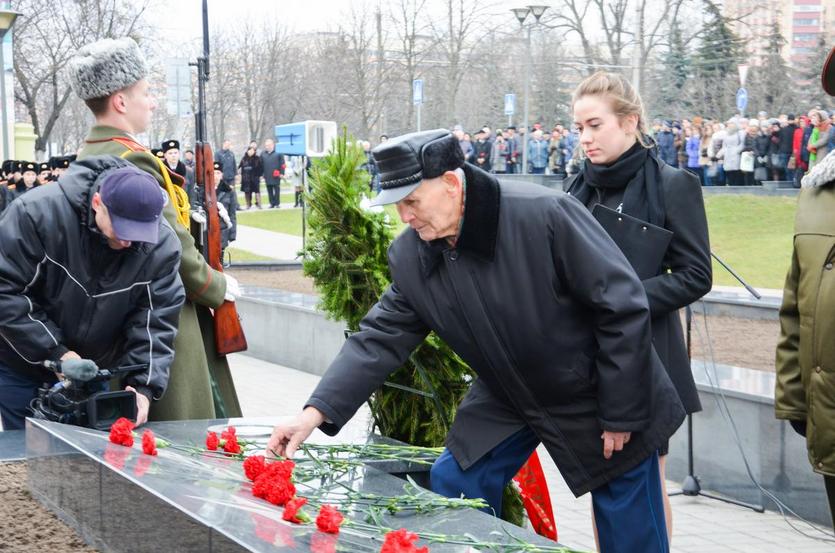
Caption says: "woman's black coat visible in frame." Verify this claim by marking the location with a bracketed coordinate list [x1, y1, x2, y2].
[565, 161, 712, 415]
[238, 153, 263, 193]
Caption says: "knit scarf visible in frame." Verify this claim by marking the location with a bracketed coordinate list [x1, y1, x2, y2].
[567, 140, 666, 227]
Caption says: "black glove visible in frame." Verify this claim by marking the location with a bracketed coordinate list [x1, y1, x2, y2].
[789, 419, 807, 438]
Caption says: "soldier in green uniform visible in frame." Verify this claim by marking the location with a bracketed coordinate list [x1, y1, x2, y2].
[68, 37, 242, 421]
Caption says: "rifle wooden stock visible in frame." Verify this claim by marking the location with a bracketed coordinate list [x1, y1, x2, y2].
[195, 142, 248, 355]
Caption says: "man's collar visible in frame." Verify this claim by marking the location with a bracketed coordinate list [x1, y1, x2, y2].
[85, 125, 139, 142]
[418, 164, 500, 277]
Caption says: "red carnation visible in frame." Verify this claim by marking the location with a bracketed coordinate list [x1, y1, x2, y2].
[252, 473, 296, 506]
[282, 496, 310, 524]
[223, 433, 241, 454]
[310, 533, 338, 553]
[243, 455, 266, 481]
[315, 504, 344, 534]
[109, 417, 135, 447]
[141, 430, 158, 456]
[265, 478, 296, 506]
[221, 426, 236, 440]
[206, 431, 219, 451]
[380, 528, 429, 553]
[264, 459, 295, 480]
[252, 476, 271, 500]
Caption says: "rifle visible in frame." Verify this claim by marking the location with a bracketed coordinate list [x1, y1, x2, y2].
[193, 0, 247, 356]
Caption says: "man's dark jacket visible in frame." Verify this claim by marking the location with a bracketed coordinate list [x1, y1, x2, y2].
[656, 131, 677, 166]
[261, 150, 285, 187]
[307, 163, 686, 496]
[0, 156, 185, 400]
[216, 148, 237, 182]
[472, 139, 492, 168]
[778, 124, 798, 155]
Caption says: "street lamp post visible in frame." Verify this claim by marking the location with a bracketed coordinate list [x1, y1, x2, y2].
[0, 8, 21, 161]
[511, 5, 549, 175]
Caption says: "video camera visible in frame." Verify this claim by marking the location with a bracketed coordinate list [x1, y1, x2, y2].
[30, 362, 146, 431]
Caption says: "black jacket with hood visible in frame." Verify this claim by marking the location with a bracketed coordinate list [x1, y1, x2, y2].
[0, 156, 185, 400]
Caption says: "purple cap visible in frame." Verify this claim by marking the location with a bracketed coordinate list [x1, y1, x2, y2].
[100, 166, 165, 244]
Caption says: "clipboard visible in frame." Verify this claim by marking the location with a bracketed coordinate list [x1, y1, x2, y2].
[592, 204, 673, 279]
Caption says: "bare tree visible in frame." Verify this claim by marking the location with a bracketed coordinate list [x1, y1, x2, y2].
[231, 22, 288, 142]
[330, 3, 391, 139]
[543, 0, 687, 92]
[429, 0, 494, 124]
[543, 0, 598, 72]
[205, 28, 244, 147]
[12, 0, 151, 155]
[387, 0, 435, 133]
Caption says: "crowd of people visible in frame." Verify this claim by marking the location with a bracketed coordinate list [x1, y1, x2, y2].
[0, 157, 73, 212]
[651, 111, 834, 187]
[439, 108, 835, 188]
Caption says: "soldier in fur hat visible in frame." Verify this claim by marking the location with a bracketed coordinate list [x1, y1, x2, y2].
[161, 140, 187, 180]
[51, 156, 71, 181]
[37, 162, 51, 185]
[11, 162, 39, 200]
[68, 37, 242, 421]
[162, 139, 192, 201]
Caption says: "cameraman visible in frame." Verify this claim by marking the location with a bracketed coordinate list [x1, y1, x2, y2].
[0, 157, 185, 430]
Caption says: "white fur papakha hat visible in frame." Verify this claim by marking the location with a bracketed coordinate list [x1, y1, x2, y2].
[68, 37, 148, 100]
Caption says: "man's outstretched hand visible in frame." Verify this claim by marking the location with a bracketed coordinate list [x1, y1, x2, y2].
[267, 407, 326, 459]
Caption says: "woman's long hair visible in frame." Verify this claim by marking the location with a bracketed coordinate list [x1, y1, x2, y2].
[571, 71, 651, 148]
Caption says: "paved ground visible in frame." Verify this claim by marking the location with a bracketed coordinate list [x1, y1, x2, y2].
[228, 353, 835, 553]
[234, 224, 303, 260]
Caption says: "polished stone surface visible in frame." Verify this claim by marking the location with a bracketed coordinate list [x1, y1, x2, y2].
[691, 360, 775, 403]
[26, 417, 563, 552]
[667, 360, 831, 526]
[240, 286, 319, 310]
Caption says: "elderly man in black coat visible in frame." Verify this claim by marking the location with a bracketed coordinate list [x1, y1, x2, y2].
[269, 129, 684, 552]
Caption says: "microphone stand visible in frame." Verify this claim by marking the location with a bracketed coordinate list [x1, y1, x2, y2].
[668, 251, 765, 513]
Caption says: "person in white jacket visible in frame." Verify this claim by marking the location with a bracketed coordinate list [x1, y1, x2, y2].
[718, 122, 744, 186]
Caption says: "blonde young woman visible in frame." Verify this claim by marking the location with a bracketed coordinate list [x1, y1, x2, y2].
[565, 71, 712, 547]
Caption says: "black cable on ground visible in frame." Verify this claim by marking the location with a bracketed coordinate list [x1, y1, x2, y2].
[692, 302, 835, 543]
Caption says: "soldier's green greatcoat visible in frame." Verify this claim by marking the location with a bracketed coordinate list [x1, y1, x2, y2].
[775, 164, 835, 477]
[79, 125, 242, 420]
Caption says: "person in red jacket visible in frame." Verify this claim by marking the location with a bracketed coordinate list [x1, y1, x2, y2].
[792, 116, 811, 188]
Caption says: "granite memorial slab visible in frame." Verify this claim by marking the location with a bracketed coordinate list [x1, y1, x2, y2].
[26, 417, 570, 552]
